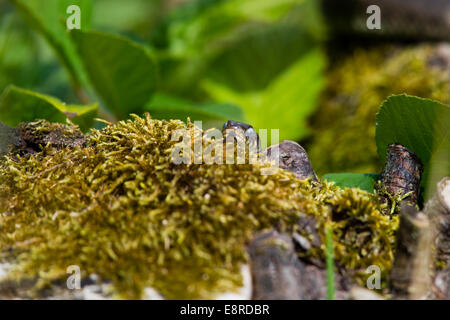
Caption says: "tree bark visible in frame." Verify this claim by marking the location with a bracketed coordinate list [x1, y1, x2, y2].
[248, 230, 351, 300]
[423, 177, 450, 264]
[423, 177, 450, 299]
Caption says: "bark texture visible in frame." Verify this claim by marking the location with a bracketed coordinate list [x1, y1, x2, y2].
[424, 177, 450, 264]
[248, 230, 351, 300]
[380, 143, 423, 207]
[423, 177, 450, 299]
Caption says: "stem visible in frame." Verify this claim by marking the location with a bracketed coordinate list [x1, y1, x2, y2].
[325, 224, 336, 300]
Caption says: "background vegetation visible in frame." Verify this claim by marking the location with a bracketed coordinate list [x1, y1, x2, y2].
[0, 0, 325, 143]
[0, 0, 448, 199]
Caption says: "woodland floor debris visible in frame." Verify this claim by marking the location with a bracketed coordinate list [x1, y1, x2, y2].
[0, 114, 406, 299]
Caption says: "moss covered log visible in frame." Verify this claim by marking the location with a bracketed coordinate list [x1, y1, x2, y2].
[0, 115, 399, 299]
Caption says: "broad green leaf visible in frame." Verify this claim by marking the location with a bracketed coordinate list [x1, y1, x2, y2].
[71, 30, 157, 119]
[167, 0, 303, 58]
[145, 93, 245, 124]
[92, 0, 160, 31]
[202, 48, 325, 141]
[206, 23, 317, 92]
[61, 103, 98, 132]
[160, 0, 319, 95]
[0, 85, 97, 131]
[10, 0, 92, 87]
[323, 173, 379, 193]
[376, 94, 450, 199]
[262, 48, 325, 139]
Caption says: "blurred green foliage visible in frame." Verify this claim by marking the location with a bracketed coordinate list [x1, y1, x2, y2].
[0, 0, 325, 141]
[308, 45, 450, 175]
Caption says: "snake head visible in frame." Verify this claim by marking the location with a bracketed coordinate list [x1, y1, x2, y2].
[264, 140, 317, 181]
[222, 120, 260, 151]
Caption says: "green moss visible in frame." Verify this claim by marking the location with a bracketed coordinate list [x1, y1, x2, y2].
[309, 45, 450, 174]
[1, 115, 398, 298]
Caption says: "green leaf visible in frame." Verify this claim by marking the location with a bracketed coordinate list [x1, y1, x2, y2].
[71, 30, 157, 119]
[0, 85, 97, 131]
[145, 93, 245, 123]
[206, 23, 318, 92]
[376, 94, 450, 199]
[158, 0, 317, 96]
[202, 47, 325, 141]
[323, 173, 379, 193]
[167, 0, 304, 59]
[10, 0, 92, 87]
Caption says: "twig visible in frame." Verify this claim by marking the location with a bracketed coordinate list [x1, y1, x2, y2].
[325, 224, 336, 300]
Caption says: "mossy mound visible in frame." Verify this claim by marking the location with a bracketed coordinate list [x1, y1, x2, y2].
[309, 45, 450, 174]
[0, 115, 398, 299]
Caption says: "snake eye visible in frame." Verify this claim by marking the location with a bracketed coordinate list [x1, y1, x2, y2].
[245, 127, 256, 137]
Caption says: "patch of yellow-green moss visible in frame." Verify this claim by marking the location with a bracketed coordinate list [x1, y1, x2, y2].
[309, 45, 450, 174]
[0, 115, 398, 298]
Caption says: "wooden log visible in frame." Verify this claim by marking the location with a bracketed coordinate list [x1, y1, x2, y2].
[390, 204, 433, 299]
